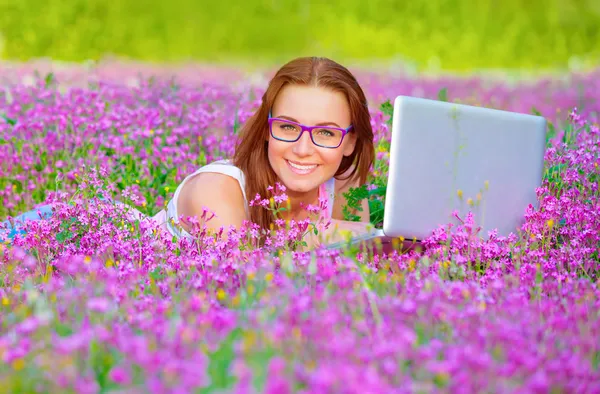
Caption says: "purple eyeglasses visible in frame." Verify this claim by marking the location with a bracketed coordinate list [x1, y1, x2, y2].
[268, 111, 353, 149]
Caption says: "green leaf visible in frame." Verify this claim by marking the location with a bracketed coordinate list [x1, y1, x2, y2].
[11, 180, 22, 193]
[545, 121, 557, 144]
[437, 87, 448, 102]
[89, 339, 122, 391]
[544, 163, 567, 185]
[368, 199, 385, 225]
[380, 100, 394, 126]
[1, 114, 16, 126]
[530, 106, 542, 116]
[233, 101, 241, 134]
[149, 266, 166, 281]
[200, 328, 243, 393]
[592, 350, 600, 370]
[55, 231, 69, 243]
[367, 186, 387, 197]
[55, 322, 74, 337]
[44, 72, 55, 88]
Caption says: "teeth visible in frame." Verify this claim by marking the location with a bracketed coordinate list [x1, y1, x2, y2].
[288, 161, 317, 170]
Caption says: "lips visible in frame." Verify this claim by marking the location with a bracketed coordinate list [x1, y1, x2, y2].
[286, 160, 318, 175]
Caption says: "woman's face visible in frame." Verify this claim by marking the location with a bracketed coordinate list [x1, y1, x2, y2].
[267, 84, 357, 196]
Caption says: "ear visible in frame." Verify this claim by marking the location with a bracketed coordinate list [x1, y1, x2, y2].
[342, 131, 358, 157]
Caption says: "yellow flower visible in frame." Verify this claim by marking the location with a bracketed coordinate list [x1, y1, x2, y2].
[243, 331, 256, 350]
[105, 259, 114, 268]
[292, 326, 302, 340]
[265, 272, 274, 282]
[435, 372, 450, 386]
[467, 197, 474, 206]
[84, 256, 91, 264]
[149, 130, 154, 135]
[442, 260, 450, 269]
[457, 189, 463, 199]
[247, 284, 255, 296]
[1, 297, 9, 306]
[216, 288, 226, 301]
[232, 294, 241, 307]
[164, 186, 170, 193]
[546, 219, 554, 229]
[12, 358, 25, 371]
[247, 272, 255, 281]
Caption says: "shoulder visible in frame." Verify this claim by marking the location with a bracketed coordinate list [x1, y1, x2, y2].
[180, 171, 246, 209]
[177, 171, 248, 230]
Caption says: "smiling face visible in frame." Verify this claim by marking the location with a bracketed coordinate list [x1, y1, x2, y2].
[267, 84, 357, 197]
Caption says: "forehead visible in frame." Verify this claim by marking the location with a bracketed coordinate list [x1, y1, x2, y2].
[272, 84, 351, 124]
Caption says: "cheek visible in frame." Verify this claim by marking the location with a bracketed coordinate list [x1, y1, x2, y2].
[320, 149, 345, 167]
[267, 139, 287, 165]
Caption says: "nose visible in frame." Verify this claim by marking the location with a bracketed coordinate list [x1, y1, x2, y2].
[292, 130, 315, 157]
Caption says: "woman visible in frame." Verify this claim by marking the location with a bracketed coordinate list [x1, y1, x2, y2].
[154, 56, 375, 248]
[2, 57, 376, 249]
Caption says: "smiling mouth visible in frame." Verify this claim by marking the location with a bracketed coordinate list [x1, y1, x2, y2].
[286, 160, 319, 175]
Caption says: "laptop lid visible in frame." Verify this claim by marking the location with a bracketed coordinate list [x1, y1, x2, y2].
[382, 95, 547, 241]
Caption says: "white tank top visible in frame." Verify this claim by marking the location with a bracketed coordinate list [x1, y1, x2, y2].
[154, 159, 336, 239]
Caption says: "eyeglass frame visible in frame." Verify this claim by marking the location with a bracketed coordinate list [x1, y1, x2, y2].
[267, 110, 353, 149]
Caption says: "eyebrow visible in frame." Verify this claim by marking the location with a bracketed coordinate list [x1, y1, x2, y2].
[275, 115, 342, 128]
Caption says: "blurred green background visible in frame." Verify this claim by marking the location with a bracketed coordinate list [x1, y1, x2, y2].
[0, 0, 599, 72]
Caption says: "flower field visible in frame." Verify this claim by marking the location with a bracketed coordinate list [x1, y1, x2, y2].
[0, 61, 599, 393]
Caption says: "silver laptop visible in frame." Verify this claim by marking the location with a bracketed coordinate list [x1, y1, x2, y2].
[326, 95, 547, 251]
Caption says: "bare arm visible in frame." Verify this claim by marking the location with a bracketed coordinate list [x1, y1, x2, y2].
[177, 172, 248, 238]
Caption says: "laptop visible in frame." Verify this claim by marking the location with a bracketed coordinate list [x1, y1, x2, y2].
[325, 95, 547, 253]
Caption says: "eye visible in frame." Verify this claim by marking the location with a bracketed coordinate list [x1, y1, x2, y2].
[315, 128, 335, 137]
[281, 123, 296, 130]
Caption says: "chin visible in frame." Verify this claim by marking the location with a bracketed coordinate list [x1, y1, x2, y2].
[281, 177, 319, 194]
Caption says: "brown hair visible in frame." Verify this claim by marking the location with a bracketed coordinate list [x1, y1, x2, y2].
[232, 56, 375, 233]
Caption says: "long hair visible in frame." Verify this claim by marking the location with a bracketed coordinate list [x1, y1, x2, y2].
[232, 56, 375, 234]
